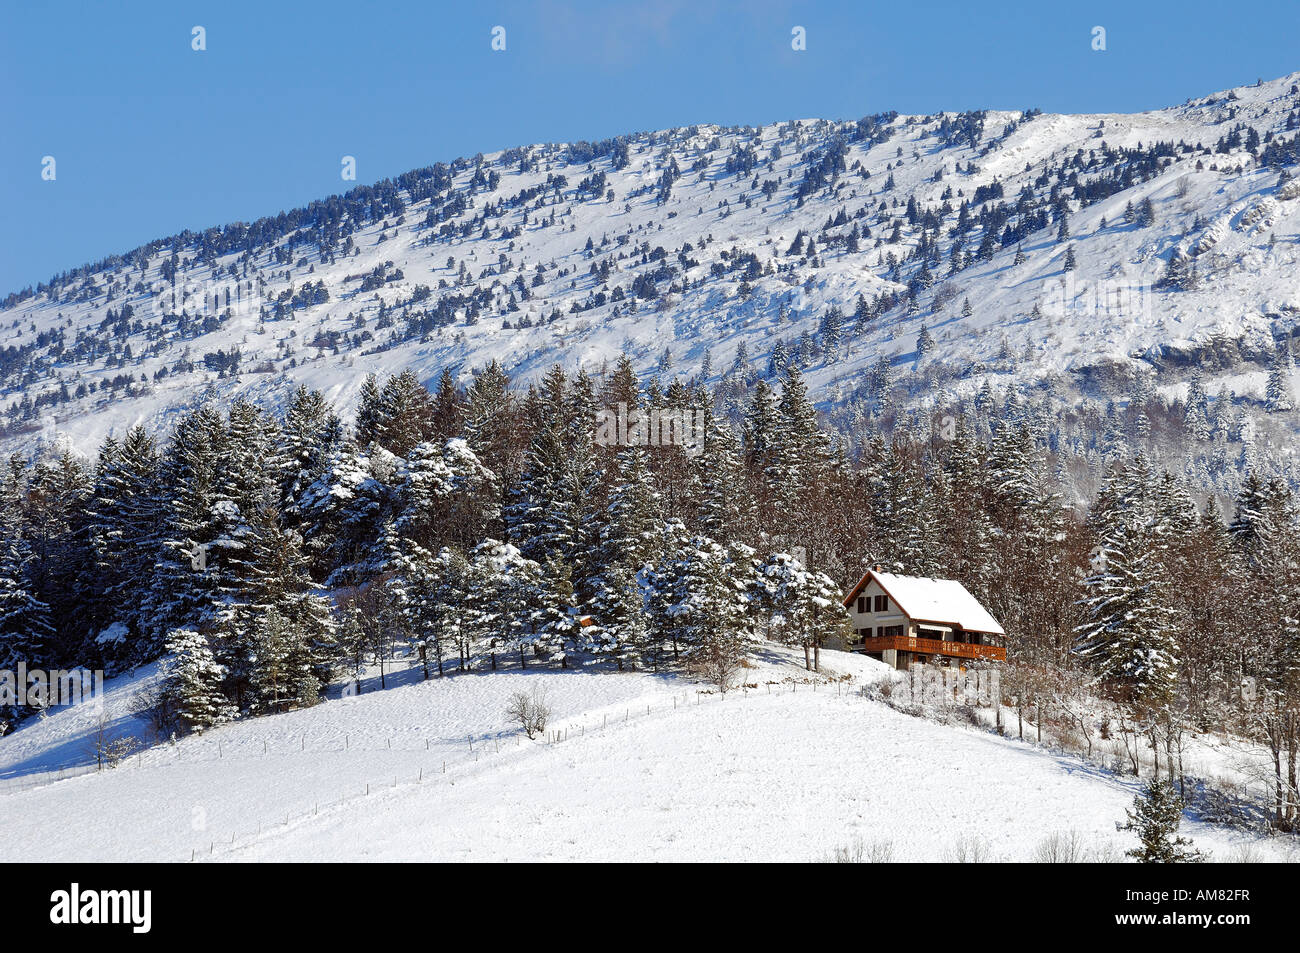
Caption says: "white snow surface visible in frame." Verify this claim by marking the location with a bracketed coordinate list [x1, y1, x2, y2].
[0, 645, 1289, 862]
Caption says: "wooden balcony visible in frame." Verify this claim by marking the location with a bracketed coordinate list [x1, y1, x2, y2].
[854, 635, 1005, 662]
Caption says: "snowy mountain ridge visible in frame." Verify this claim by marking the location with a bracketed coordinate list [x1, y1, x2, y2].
[6, 69, 1300, 489]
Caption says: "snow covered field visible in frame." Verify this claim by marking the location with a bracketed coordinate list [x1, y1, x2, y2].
[0, 645, 1291, 863]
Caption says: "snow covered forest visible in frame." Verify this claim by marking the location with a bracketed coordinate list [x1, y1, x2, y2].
[1, 354, 1298, 832]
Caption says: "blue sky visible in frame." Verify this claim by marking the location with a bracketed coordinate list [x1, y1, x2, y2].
[2, 0, 1298, 294]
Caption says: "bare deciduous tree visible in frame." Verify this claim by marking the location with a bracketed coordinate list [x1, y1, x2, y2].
[506, 686, 551, 740]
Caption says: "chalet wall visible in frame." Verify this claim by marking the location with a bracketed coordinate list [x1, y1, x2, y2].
[846, 578, 910, 644]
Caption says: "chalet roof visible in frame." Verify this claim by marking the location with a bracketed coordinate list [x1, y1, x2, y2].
[844, 568, 1005, 636]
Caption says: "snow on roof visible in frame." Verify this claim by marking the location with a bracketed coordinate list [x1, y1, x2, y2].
[847, 570, 1005, 635]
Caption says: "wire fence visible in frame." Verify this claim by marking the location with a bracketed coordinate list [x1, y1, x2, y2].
[0, 762, 102, 794]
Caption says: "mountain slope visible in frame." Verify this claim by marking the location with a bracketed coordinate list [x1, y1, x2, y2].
[5, 71, 1300, 494]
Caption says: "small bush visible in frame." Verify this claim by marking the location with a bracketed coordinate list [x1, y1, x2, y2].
[1084, 840, 1125, 863]
[1034, 830, 1085, 863]
[1225, 842, 1264, 863]
[944, 835, 992, 863]
[823, 838, 895, 863]
[688, 641, 743, 694]
[87, 715, 140, 769]
[506, 686, 551, 740]
[129, 687, 178, 741]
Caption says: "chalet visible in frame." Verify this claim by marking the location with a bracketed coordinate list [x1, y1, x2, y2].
[843, 565, 1006, 669]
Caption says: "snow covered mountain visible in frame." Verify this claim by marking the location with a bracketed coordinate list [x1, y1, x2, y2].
[6, 70, 1300, 491]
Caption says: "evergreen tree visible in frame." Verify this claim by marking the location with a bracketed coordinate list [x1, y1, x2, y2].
[1266, 341, 1294, 413]
[354, 373, 384, 447]
[757, 551, 849, 671]
[279, 385, 344, 520]
[1119, 780, 1203, 863]
[158, 628, 236, 734]
[144, 406, 234, 647]
[696, 418, 752, 544]
[375, 369, 437, 456]
[0, 529, 55, 715]
[916, 321, 935, 359]
[1076, 462, 1179, 707]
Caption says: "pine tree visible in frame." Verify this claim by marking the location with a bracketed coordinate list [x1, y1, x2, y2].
[1076, 462, 1180, 707]
[297, 441, 395, 586]
[1266, 341, 1294, 413]
[431, 368, 464, 443]
[532, 555, 579, 667]
[1119, 780, 1203, 862]
[506, 366, 601, 595]
[375, 369, 437, 456]
[916, 321, 935, 359]
[159, 628, 236, 734]
[1184, 374, 1211, 441]
[757, 551, 849, 671]
[0, 529, 55, 712]
[653, 532, 754, 681]
[144, 406, 236, 648]
[697, 418, 752, 544]
[768, 366, 830, 504]
[598, 445, 660, 573]
[85, 427, 166, 661]
[245, 607, 320, 715]
[223, 503, 337, 711]
[584, 563, 650, 669]
[463, 359, 517, 482]
[354, 373, 385, 447]
[465, 539, 542, 670]
[24, 450, 92, 663]
[279, 385, 343, 520]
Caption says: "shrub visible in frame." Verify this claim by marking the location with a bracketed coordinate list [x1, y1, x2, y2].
[506, 686, 551, 740]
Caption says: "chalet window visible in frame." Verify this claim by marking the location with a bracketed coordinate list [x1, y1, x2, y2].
[883, 624, 904, 638]
[856, 596, 866, 614]
[874, 594, 889, 612]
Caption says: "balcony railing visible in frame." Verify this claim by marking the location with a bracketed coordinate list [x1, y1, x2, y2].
[854, 635, 1005, 662]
